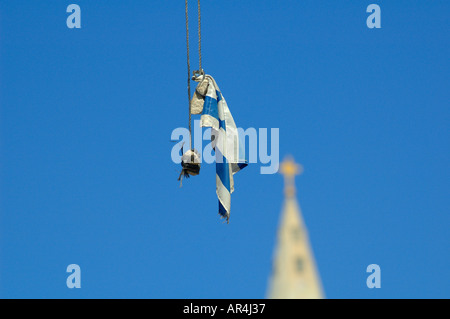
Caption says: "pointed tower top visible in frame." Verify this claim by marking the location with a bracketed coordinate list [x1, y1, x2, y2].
[279, 157, 303, 197]
[267, 156, 324, 299]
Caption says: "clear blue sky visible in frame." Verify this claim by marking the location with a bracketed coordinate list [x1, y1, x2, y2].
[0, 1, 448, 298]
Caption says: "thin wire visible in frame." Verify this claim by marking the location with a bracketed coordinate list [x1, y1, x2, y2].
[185, 0, 203, 151]
[198, 0, 202, 72]
[185, 0, 192, 149]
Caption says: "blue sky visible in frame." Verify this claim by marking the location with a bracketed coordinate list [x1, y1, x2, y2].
[0, 1, 449, 298]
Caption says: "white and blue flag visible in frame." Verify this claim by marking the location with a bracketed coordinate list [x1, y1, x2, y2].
[193, 74, 247, 222]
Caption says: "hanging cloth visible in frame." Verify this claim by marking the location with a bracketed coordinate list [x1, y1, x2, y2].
[192, 74, 248, 223]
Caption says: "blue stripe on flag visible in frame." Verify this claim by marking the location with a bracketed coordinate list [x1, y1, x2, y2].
[202, 96, 218, 120]
[219, 201, 227, 218]
[215, 147, 231, 192]
[219, 119, 226, 130]
[216, 91, 226, 130]
[216, 90, 222, 102]
[216, 161, 231, 192]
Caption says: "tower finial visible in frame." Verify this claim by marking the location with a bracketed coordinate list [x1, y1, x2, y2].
[279, 156, 303, 197]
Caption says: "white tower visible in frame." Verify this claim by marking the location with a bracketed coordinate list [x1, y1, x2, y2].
[267, 157, 324, 299]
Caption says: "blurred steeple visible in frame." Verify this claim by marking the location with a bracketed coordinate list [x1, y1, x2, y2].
[267, 157, 324, 299]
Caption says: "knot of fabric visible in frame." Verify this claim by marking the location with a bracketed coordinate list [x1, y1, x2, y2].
[190, 74, 209, 115]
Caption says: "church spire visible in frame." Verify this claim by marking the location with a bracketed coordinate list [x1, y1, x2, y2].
[267, 157, 324, 299]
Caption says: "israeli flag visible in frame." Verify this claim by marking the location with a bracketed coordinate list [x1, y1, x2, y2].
[198, 75, 247, 222]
